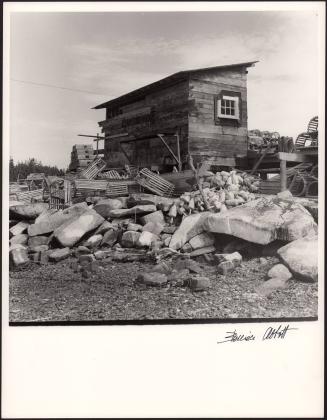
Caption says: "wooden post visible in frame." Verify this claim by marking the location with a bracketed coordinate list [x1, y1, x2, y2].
[176, 130, 182, 172]
[280, 159, 287, 191]
[96, 133, 99, 156]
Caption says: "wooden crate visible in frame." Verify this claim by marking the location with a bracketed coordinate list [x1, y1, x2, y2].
[80, 158, 107, 180]
[49, 180, 72, 209]
[135, 168, 175, 197]
[72, 179, 108, 198]
[106, 181, 129, 197]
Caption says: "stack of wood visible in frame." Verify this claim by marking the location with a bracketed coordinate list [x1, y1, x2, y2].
[69, 144, 95, 171]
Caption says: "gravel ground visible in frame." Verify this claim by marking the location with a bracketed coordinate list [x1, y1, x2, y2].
[9, 255, 318, 323]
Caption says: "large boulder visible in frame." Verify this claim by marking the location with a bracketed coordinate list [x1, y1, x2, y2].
[93, 199, 124, 218]
[169, 212, 210, 250]
[203, 197, 317, 245]
[277, 234, 318, 282]
[53, 209, 105, 247]
[28, 220, 54, 237]
[108, 205, 157, 219]
[9, 203, 49, 220]
[34, 209, 58, 224]
[189, 232, 215, 250]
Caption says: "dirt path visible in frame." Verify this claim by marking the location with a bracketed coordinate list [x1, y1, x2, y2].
[9, 255, 318, 323]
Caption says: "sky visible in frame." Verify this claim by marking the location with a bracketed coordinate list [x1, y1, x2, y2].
[8, 9, 321, 169]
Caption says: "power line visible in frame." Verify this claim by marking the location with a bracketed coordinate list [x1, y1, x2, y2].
[10, 78, 107, 96]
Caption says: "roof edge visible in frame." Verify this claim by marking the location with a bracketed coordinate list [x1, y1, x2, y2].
[93, 61, 258, 110]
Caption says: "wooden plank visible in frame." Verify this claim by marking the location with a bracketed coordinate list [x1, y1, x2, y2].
[278, 152, 318, 162]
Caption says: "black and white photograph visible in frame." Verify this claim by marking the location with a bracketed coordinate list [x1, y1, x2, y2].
[2, 1, 325, 418]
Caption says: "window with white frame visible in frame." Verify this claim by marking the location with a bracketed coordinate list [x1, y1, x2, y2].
[217, 95, 240, 120]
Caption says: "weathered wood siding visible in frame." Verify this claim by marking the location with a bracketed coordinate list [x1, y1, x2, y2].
[188, 68, 248, 165]
[99, 80, 190, 169]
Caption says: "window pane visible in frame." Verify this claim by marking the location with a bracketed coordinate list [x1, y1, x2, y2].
[230, 108, 235, 116]
[230, 101, 235, 110]
[221, 106, 226, 114]
[226, 108, 230, 115]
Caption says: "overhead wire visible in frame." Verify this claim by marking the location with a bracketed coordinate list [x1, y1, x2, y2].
[10, 78, 107, 96]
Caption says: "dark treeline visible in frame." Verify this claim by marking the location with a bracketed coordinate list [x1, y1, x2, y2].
[9, 157, 66, 182]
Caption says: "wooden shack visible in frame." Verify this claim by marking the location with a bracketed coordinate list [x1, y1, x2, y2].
[94, 61, 258, 171]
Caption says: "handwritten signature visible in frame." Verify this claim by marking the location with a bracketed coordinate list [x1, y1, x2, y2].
[217, 324, 298, 344]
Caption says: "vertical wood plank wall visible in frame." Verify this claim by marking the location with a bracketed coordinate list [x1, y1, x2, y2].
[100, 80, 190, 169]
[188, 68, 248, 165]
[98, 67, 250, 169]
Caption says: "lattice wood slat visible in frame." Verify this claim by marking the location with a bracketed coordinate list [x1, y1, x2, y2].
[135, 168, 175, 196]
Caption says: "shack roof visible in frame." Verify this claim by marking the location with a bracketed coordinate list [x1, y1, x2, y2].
[93, 61, 258, 110]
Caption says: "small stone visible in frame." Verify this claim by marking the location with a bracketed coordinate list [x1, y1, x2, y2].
[121, 231, 141, 248]
[9, 221, 30, 236]
[84, 234, 103, 248]
[181, 243, 193, 253]
[126, 223, 143, 232]
[142, 221, 164, 236]
[10, 234, 28, 246]
[190, 246, 215, 257]
[29, 244, 49, 253]
[267, 264, 292, 280]
[217, 261, 235, 275]
[79, 254, 96, 263]
[95, 221, 115, 235]
[187, 276, 211, 291]
[49, 247, 71, 262]
[39, 251, 49, 265]
[259, 257, 268, 265]
[137, 231, 160, 248]
[9, 243, 27, 251]
[71, 260, 79, 272]
[10, 248, 29, 267]
[28, 236, 49, 247]
[94, 250, 111, 260]
[150, 261, 171, 275]
[214, 252, 242, 266]
[277, 190, 293, 200]
[256, 277, 288, 297]
[76, 245, 91, 254]
[136, 272, 168, 286]
[162, 225, 177, 234]
[30, 252, 41, 263]
[140, 210, 165, 225]
[101, 229, 119, 247]
[163, 236, 172, 247]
